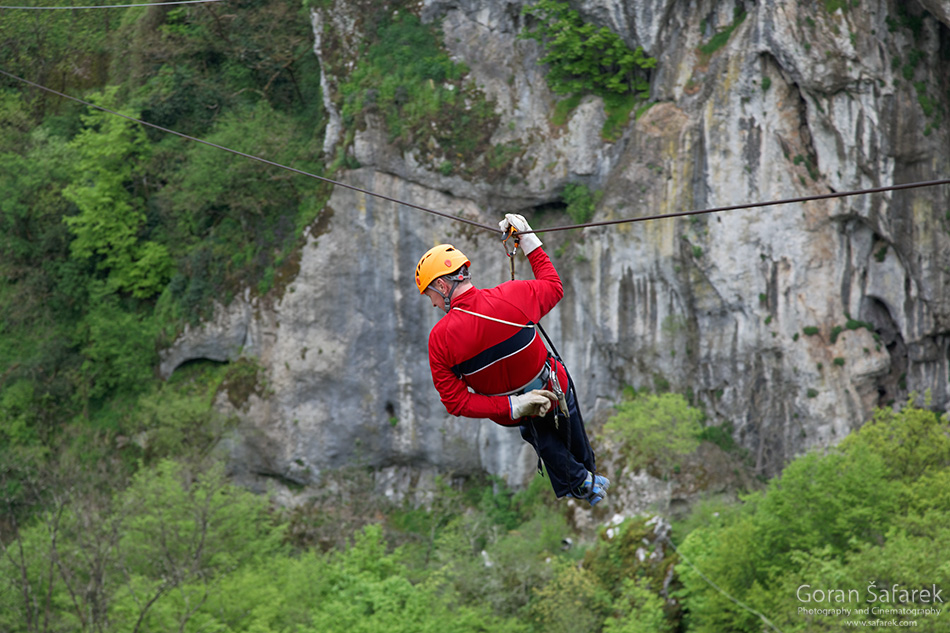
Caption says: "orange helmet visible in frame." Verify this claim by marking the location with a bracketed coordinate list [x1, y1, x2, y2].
[415, 244, 471, 294]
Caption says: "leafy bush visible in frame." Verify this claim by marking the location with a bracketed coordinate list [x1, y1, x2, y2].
[337, 11, 499, 169]
[562, 182, 602, 224]
[522, 0, 656, 99]
[74, 288, 159, 402]
[530, 560, 610, 633]
[585, 516, 681, 632]
[605, 389, 703, 477]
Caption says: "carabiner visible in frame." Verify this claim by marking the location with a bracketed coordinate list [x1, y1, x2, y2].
[502, 226, 520, 281]
[502, 225, 520, 257]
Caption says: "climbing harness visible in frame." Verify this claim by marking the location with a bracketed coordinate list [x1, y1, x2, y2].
[451, 308, 533, 330]
[481, 361, 550, 398]
[450, 300, 568, 475]
[449, 306, 565, 413]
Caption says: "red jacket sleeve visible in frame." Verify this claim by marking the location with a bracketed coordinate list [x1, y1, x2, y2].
[476, 248, 563, 325]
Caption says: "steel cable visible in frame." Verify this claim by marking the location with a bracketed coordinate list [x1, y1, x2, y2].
[0, 0, 222, 8]
[0, 68, 501, 234]
[2, 68, 947, 237]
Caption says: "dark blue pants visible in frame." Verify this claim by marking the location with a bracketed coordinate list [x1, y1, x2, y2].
[519, 379, 596, 498]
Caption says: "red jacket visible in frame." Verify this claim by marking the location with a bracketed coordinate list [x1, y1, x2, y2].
[427, 248, 569, 426]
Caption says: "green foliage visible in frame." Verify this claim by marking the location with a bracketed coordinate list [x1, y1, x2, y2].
[846, 317, 875, 331]
[530, 560, 610, 633]
[63, 91, 172, 299]
[839, 397, 950, 480]
[603, 579, 671, 633]
[606, 390, 703, 476]
[676, 401, 950, 633]
[129, 365, 236, 463]
[802, 325, 820, 336]
[0, 2, 116, 117]
[602, 92, 638, 141]
[337, 11, 499, 170]
[562, 182, 602, 224]
[5, 399, 947, 633]
[73, 287, 159, 403]
[522, 0, 656, 99]
[160, 100, 327, 316]
[698, 8, 747, 57]
[578, 516, 682, 632]
[697, 420, 737, 452]
[0, 457, 285, 633]
[0, 0, 330, 520]
[824, 0, 852, 13]
[551, 93, 584, 125]
[754, 445, 899, 566]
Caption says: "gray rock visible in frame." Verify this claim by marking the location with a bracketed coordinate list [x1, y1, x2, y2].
[163, 0, 950, 509]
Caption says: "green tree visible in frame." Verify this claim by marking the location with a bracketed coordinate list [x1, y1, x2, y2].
[605, 390, 703, 477]
[63, 89, 171, 299]
[0, 4, 115, 118]
[839, 395, 950, 480]
[603, 578, 671, 633]
[73, 287, 158, 404]
[529, 560, 610, 633]
[112, 459, 285, 632]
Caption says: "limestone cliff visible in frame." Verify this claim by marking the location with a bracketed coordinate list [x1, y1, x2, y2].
[161, 0, 950, 512]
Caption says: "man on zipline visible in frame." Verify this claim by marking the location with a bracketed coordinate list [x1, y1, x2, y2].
[414, 213, 609, 506]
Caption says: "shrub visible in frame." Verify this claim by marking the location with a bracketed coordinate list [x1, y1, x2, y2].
[605, 390, 703, 477]
[522, 0, 656, 99]
[562, 182, 602, 224]
[337, 11, 498, 166]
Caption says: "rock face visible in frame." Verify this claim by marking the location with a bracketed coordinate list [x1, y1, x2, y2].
[161, 0, 950, 512]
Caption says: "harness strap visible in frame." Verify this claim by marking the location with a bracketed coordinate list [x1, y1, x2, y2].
[484, 361, 550, 397]
[450, 307, 535, 330]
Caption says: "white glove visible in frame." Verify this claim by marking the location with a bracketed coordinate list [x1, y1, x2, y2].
[499, 213, 543, 255]
[509, 389, 557, 419]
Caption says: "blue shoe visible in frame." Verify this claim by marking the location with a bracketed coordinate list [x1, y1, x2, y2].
[572, 472, 610, 506]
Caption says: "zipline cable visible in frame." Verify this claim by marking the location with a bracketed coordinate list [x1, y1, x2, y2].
[0, 67, 501, 234]
[516, 177, 950, 235]
[2, 67, 948, 237]
[0, 0, 222, 8]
